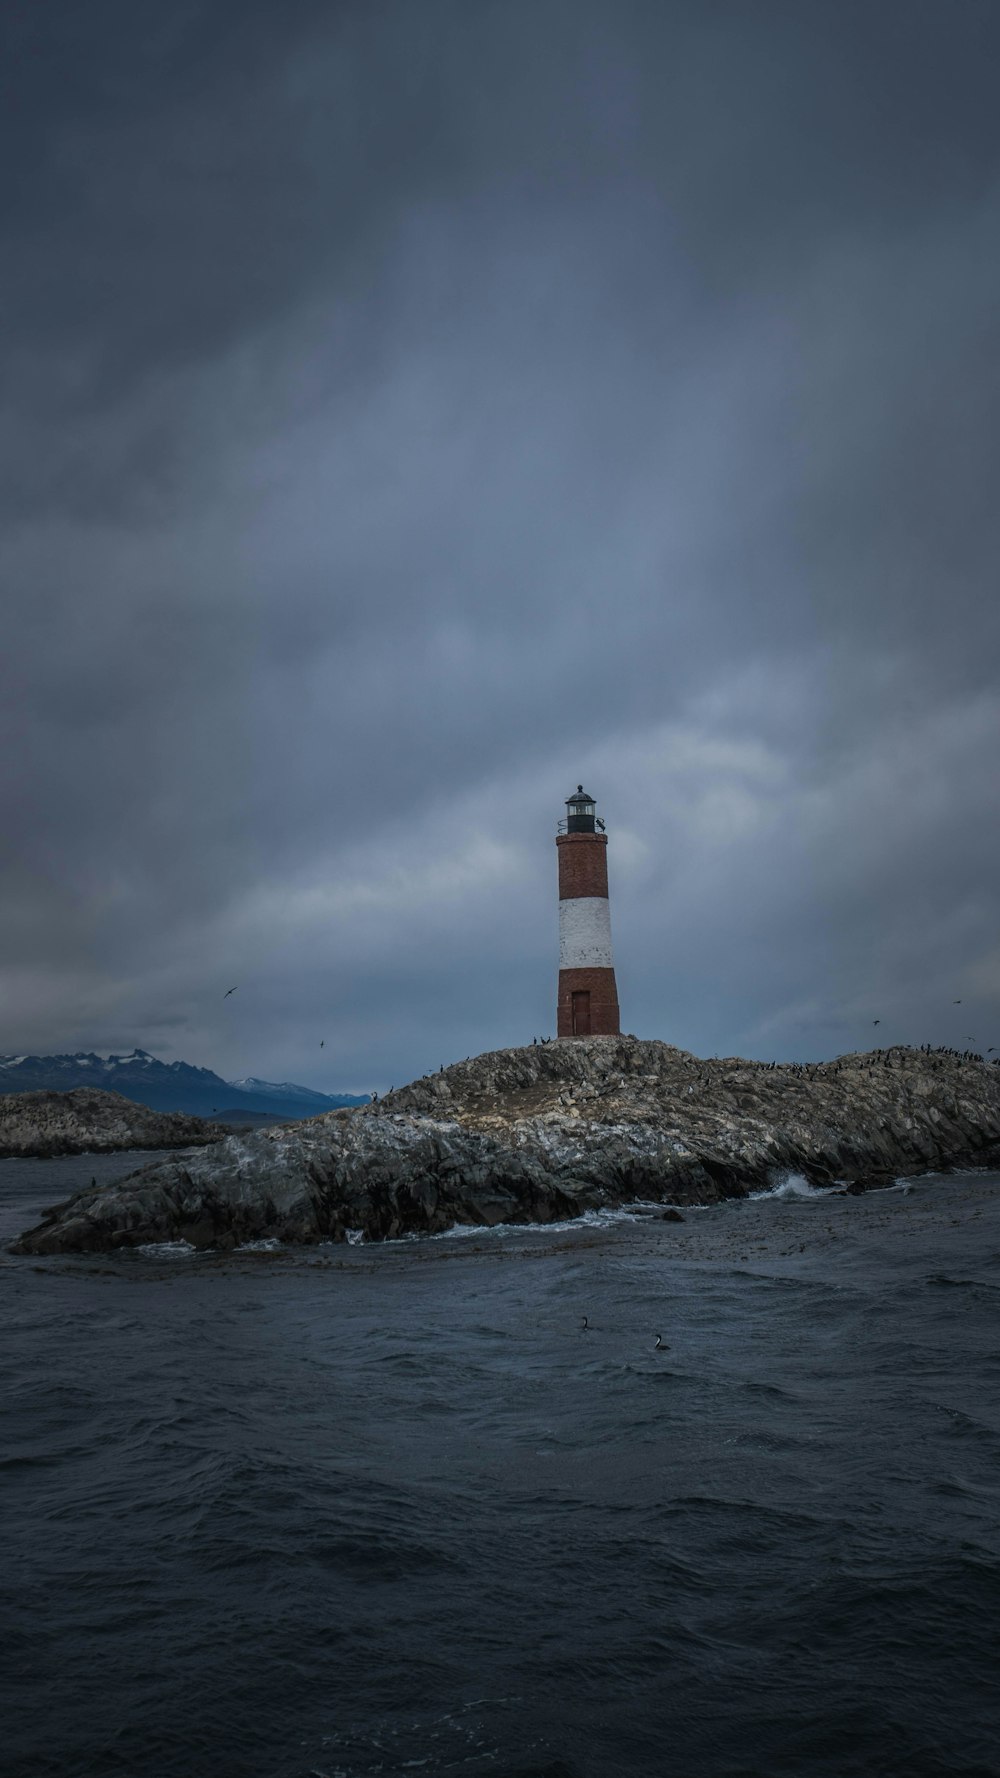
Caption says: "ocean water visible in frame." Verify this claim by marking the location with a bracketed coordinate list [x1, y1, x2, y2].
[3, 1154, 1000, 1778]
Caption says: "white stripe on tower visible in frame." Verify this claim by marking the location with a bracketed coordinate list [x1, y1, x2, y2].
[559, 897, 614, 969]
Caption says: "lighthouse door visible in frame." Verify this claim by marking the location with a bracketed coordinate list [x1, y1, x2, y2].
[571, 990, 592, 1036]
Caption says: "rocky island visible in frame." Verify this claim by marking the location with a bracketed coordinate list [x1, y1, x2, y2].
[0, 1087, 227, 1160]
[11, 1038, 1000, 1254]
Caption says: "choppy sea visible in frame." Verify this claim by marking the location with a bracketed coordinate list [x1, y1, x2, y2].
[2, 1152, 1000, 1778]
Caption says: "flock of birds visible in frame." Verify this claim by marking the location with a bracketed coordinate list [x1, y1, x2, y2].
[216, 984, 996, 1081]
[864, 1002, 996, 1066]
[869, 1003, 995, 1057]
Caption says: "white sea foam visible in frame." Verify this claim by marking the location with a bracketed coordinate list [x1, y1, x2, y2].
[384, 1201, 709, 1246]
[136, 1239, 197, 1258]
[748, 1173, 842, 1201]
[322, 1200, 708, 1252]
[234, 1237, 283, 1252]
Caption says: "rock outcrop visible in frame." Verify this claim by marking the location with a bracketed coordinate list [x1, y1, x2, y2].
[0, 1088, 228, 1160]
[11, 1038, 1000, 1254]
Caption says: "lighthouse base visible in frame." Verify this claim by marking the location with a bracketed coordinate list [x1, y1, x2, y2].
[557, 967, 620, 1038]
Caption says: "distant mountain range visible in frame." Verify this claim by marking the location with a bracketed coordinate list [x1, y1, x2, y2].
[0, 1050, 369, 1121]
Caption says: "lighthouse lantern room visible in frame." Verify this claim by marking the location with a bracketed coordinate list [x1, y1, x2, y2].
[565, 788, 597, 832]
[556, 785, 621, 1038]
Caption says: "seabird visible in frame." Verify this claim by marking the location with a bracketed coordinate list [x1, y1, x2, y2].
[873, 1019, 880, 1027]
[581, 1316, 590, 1330]
[223, 986, 238, 998]
[954, 1000, 962, 1004]
[654, 1334, 670, 1349]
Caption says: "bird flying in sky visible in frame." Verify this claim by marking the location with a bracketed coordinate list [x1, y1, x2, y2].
[223, 986, 238, 998]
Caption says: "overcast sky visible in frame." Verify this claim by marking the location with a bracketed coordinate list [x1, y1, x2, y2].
[3, 0, 998, 1091]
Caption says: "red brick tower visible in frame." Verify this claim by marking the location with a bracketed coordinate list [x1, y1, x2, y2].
[556, 786, 621, 1038]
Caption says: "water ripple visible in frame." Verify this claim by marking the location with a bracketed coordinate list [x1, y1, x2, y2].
[4, 1156, 1000, 1778]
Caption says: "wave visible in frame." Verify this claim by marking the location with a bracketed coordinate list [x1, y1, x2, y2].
[350, 1201, 710, 1250]
[930, 1402, 1000, 1442]
[748, 1173, 843, 1201]
[926, 1273, 1000, 1294]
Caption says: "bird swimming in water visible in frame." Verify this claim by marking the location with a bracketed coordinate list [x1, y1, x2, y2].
[581, 1316, 590, 1330]
[223, 986, 238, 998]
[654, 1334, 669, 1349]
[954, 999, 962, 1004]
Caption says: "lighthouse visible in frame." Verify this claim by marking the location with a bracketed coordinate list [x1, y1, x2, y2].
[556, 786, 621, 1038]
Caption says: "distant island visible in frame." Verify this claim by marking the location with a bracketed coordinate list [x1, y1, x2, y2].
[0, 1088, 226, 1159]
[0, 1048, 368, 1121]
[12, 1037, 1000, 1254]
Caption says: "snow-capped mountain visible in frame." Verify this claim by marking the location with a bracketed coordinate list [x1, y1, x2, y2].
[0, 1050, 367, 1119]
[227, 1076, 341, 1109]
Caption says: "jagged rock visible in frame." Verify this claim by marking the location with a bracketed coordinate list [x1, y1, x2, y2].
[11, 1038, 1000, 1254]
[0, 1088, 228, 1160]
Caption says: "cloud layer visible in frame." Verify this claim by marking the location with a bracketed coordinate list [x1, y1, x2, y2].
[4, 0, 999, 1089]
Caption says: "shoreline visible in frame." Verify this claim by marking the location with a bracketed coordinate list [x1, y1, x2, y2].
[10, 1038, 1000, 1256]
[9, 1158, 999, 1277]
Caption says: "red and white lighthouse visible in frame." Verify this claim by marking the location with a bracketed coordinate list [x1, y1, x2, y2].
[556, 785, 621, 1039]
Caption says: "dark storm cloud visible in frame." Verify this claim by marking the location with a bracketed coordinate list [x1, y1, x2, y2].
[3, 0, 999, 1088]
